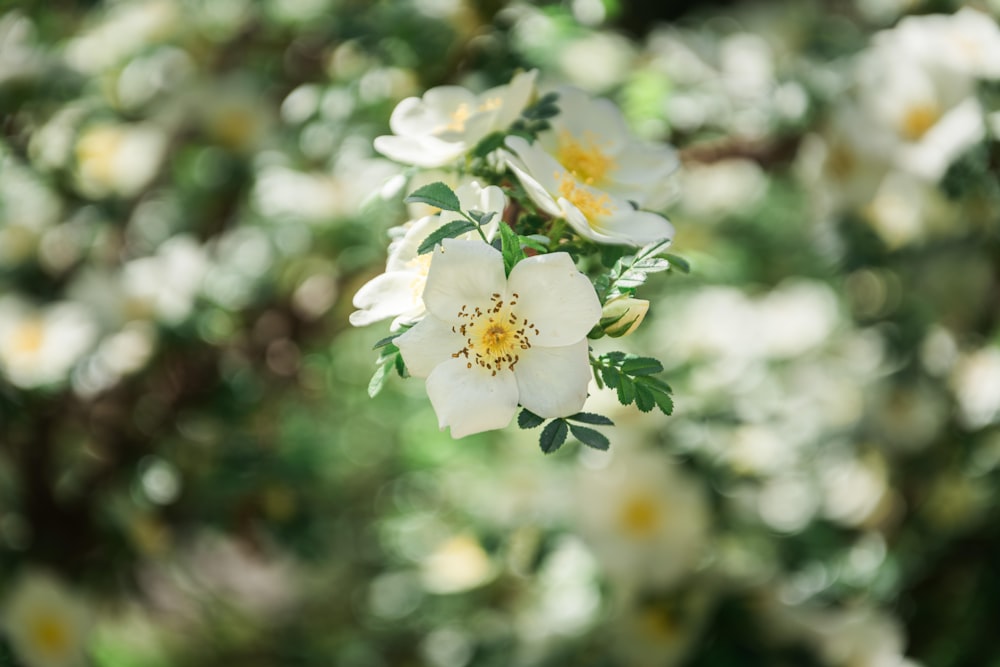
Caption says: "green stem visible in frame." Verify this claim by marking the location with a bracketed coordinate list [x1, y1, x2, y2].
[460, 210, 492, 244]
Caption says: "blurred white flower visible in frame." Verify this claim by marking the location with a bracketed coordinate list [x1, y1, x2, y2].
[0, 12, 45, 84]
[857, 21, 985, 182]
[679, 158, 767, 219]
[0, 297, 97, 389]
[350, 181, 505, 329]
[420, 533, 497, 594]
[1, 570, 91, 667]
[74, 123, 168, 198]
[396, 239, 600, 438]
[951, 345, 1000, 430]
[63, 0, 179, 74]
[575, 447, 710, 590]
[504, 87, 677, 245]
[374, 69, 537, 167]
[122, 235, 209, 325]
[887, 8, 1000, 79]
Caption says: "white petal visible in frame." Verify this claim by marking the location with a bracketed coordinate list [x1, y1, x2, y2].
[349, 271, 424, 327]
[421, 239, 507, 323]
[561, 198, 674, 247]
[385, 215, 444, 272]
[507, 252, 601, 347]
[425, 358, 518, 437]
[515, 339, 591, 418]
[395, 314, 465, 378]
[489, 69, 538, 129]
[373, 134, 465, 168]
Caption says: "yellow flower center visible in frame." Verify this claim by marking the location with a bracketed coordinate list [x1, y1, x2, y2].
[10, 319, 45, 356]
[900, 103, 940, 141]
[619, 492, 661, 538]
[30, 613, 71, 657]
[406, 253, 434, 299]
[557, 173, 613, 221]
[437, 97, 503, 134]
[556, 131, 616, 185]
[450, 292, 538, 376]
[639, 607, 679, 642]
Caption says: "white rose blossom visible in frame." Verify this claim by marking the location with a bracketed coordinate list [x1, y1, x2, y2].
[504, 86, 677, 246]
[395, 239, 601, 438]
[350, 181, 506, 329]
[1, 570, 91, 667]
[374, 70, 537, 168]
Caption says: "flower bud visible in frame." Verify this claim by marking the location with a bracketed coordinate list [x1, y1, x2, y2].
[600, 296, 649, 338]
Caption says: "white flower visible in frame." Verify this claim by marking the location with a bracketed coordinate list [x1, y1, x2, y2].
[1, 570, 91, 667]
[73, 122, 168, 198]
[374, 70, 537, 168]
[122, 235, 209, 325]
[575, 447, 710, 590]
[350, 181, 505, 329]
[504, 86, 677, 246]
[0, 296, 98, 389]
[395, 239, 601, 438]
[886, 8, 1000, 79]
[857, 22, 985, 181]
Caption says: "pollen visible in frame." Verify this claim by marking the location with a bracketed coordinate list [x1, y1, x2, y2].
[557, 172, 613, 221]
[556, 131, 616, 185]
[30, 613, 71, 657]
[11, 319, 45, 357]
[899, 103, 940, 141]
[451, 292, 535, 376]
[619, 492, 661, 538]
[438, 103, 471, 133]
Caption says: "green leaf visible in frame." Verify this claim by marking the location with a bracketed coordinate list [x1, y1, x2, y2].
[636, 376, 673, 414]
[567, 412, 614, 426]
[539, 419, 569, 454]
[569, 423, 610, 451]
[600, 365, 621, 389]
[499, 222, 525, 276]
[367, 361, 393, 398]
[394, 352, 408, 378]
[372, 335, 400, 351]
[468, 210, 497, 227]
[471, 131, 507, 158]
[615, 376, 635, 405]
[620, 356, 664, 376]
[404, 181, 461, 212]
[416, 220, 477, 255]
[518, 408, 545, 429]
[519, 235, 549, 253]
[634, 382, 656, 412]
[663, 253, 691, 274]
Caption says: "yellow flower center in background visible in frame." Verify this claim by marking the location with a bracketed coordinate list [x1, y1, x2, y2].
[900, 103, 940, 141]
[556, 131, 616, 185]
[406, 253, 434, 299]
[30, 613, 71, 657]
[557, 173, 613, 221]
[442, 103, 472, 133]
[450, 293, 538, 376]
[11, 319, 45, 357]
[619, 492, 661, 538]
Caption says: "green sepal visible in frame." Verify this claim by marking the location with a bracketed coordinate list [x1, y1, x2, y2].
[499, 222, 525, 276]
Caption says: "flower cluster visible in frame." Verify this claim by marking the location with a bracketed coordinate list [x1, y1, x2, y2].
[352, 71, 683, 449]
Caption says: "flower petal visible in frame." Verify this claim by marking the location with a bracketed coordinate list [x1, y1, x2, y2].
[350, 271, 425, 327]
[421, 239, 507, 323]
[425, 358, 519, 437]
[373, 134, 466, 168]
[395, 314, 465, 378]
[507, 252, 601, 347]
[515, 339, 592, 418]
[561, 198, 674, 247]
